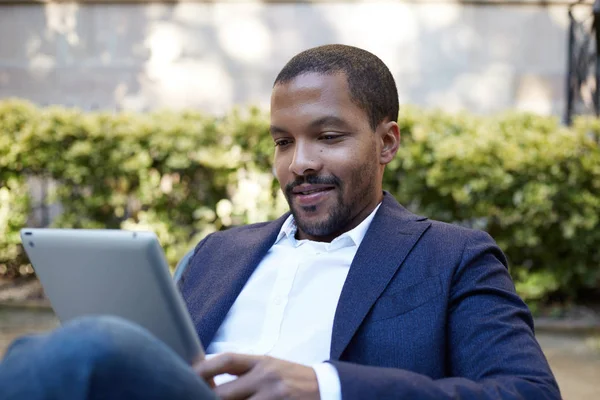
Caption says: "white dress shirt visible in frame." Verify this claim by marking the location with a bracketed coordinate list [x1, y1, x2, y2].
[206, 203, 381, 399]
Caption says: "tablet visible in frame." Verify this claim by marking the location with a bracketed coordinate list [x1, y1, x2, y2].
[19, 228, 204, 364]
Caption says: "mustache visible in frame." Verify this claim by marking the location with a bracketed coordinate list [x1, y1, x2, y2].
[285, 175, 341, 194]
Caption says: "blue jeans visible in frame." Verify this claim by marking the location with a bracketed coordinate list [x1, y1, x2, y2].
[0, 316, 217, 400]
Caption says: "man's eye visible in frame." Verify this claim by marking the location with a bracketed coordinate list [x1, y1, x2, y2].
[320, 134, 341, 141]
[275, 139, 291, 147]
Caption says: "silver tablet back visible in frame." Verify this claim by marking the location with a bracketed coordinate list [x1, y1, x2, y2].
[20, 229, 203, 364]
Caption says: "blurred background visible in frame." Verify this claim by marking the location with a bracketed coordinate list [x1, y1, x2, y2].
[0, 0, 588, 115]
[1, 0, 599, 398]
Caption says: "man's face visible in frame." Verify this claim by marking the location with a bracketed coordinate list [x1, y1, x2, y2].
[270, 72, 385, 242]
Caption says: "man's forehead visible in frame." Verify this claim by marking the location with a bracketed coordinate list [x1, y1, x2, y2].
[269, 115, 352, 135]
[271, 71, 349, 96]
[271, 75, 352, 113]
[269, 73, 372, 132]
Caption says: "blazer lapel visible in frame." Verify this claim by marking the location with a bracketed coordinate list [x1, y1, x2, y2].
[330, 194, 431, 360]
[182, 214, 288, 348]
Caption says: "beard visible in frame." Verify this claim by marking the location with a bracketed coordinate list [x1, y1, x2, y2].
[283, 163, 377, 239]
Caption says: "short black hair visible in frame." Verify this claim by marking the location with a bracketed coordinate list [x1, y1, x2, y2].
[274, 44, 399, 130]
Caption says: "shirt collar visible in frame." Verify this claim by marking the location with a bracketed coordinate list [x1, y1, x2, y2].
[275, 202, 382, 249]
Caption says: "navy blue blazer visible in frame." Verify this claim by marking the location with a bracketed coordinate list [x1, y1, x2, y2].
[179, 193, 560, 399]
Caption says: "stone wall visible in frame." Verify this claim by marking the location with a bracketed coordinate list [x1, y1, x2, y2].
[0, 1, 592, 116]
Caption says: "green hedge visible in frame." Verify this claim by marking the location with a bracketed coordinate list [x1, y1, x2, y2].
[1, 99, 599, 304]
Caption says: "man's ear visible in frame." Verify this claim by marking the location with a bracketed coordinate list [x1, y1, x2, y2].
[378, 120, 400, 165]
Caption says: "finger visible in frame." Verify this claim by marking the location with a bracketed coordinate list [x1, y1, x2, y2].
[191, 357, 216, 388]
[203, 376, 216, 390]
[247, 393, 278, 400]
[214, 373, 261, 400]
[194, 353, 261, 381]
[191, 352, 205, 365]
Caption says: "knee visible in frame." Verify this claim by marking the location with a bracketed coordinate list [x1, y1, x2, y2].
[61, 315, 148, 340]
[1, 316, 152, 392]
[3, 316, 137, 363]
[26, 315, 154, 368]
[57, 315, 156, 357]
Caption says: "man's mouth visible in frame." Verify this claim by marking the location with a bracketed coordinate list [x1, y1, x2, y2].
[292, 185, 335, 195]
[290, 184, 335, 207]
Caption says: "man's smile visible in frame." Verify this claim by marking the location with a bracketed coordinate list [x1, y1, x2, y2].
[292, 184, 335, 207]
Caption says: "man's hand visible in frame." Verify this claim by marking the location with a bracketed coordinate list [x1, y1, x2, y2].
[193, 353, 320, 400]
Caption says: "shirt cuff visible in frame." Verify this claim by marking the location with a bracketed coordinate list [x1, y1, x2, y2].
[312, 362, 342, 400]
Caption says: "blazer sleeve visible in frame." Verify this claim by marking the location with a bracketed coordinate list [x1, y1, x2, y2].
[329, 230, 561, 400]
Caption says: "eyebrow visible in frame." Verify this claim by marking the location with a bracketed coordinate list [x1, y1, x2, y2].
[270, 125, 288, 136]
[308, 116, 352, 131]
[270, 115, 352, 136]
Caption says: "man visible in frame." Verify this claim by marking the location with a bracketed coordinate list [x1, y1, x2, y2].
[0, 45, 559, 400]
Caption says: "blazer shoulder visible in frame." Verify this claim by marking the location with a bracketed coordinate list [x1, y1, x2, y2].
[181, 217, 287, 285]
[412, 218, 500, 267]
[192, 215, 288, 254]
[426, 218, 494, 243]
[205, 220, 277, 240]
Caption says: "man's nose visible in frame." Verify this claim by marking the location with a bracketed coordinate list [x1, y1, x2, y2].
[289, 142, 321, 176]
